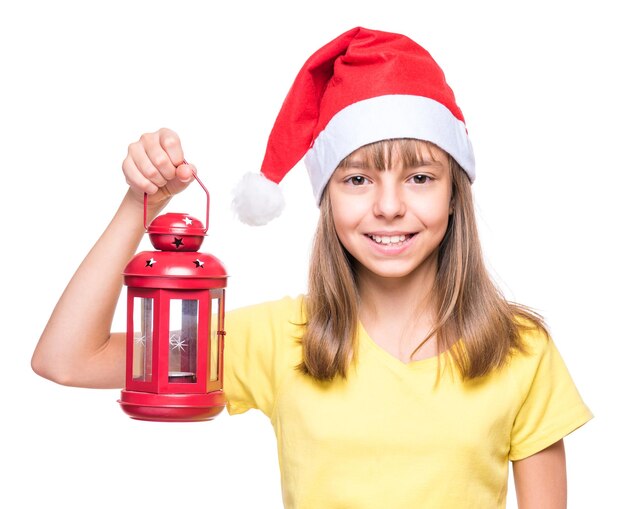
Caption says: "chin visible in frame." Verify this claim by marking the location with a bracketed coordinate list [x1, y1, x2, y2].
[355, 250, 440, 282]
[358, 262, 427, 281]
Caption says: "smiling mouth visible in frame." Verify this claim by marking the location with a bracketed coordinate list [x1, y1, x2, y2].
[366, 233, 415, 246]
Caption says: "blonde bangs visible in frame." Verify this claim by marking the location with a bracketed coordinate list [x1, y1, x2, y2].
[337, 139, 440, 171]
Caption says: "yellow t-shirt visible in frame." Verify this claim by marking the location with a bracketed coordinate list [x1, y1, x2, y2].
[224, 296, 592, 509]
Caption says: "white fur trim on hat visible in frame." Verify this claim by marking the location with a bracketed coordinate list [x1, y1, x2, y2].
[232, 172, 285, 226]
[304, 94, 475, 204]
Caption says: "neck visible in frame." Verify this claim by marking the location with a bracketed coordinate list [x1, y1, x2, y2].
[355, 252, 438, 327]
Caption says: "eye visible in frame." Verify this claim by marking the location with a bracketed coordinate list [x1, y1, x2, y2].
[409, 174, 431, 185]
[345, 175, 370, 186]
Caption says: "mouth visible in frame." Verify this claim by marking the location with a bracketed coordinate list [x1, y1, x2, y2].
[365, 233, 416, 247]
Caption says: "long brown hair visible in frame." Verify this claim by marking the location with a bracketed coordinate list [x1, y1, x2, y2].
[299, 139, 545, 381]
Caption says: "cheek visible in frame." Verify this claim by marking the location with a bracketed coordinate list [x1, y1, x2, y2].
[331, 202, 358, 242]
[329, 188, 364, 233]
[414, 195, 451, 230]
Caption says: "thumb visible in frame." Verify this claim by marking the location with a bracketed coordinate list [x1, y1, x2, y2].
[177, 162, 196, 183]
[164, 162, 196, 196]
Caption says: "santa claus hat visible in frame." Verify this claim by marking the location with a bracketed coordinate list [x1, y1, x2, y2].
[232, 26, 475, 226]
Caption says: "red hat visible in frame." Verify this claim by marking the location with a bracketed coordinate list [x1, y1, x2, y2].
[233, 26, 475, 225]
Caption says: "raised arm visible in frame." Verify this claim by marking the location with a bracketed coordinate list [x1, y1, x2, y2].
[32, 128, 194, 388]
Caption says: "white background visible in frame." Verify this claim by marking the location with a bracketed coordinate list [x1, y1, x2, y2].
[1, 1, 623, 507]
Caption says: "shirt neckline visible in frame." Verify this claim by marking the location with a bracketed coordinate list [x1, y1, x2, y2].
[357, 321, 446, 373]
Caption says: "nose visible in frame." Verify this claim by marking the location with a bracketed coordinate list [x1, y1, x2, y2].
[373, 181, 406, 219]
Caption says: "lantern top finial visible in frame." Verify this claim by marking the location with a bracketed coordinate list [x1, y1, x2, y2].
[148, 212, 206, 252]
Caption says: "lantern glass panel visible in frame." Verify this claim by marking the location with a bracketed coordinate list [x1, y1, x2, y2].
[168, 299, 198, 383]
[132, 297, 153, 382]
[209, 297, 221, 382]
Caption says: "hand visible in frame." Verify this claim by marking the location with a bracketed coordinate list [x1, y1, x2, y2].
[123, 128, 196, 207]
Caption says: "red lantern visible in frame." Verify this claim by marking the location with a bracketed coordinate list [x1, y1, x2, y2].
[118, 173, 227, 422]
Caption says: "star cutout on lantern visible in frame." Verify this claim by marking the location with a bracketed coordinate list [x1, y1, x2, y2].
[194, 259, 204, 268]
[183, 217, 193, 226]
[146, 258, 156, 267]
[172, 237, 184, 248]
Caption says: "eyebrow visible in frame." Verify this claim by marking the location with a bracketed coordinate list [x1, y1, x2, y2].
[411, 160, 445, 169]
[340, 159, 445, 171]
[341, 160, 369, 170]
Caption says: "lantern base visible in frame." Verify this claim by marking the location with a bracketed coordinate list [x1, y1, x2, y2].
[118, 389, 226, 422]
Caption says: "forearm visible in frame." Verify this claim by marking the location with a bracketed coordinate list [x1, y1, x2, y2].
[32, 190, 168, 388]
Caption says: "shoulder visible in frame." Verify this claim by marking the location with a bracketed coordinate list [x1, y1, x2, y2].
[506, 317, 573, 387]
[226, 295, 306, 358]
[515, 317, 550, 354]
[226, 295, 306, 338]
[227, 294, 306, 329]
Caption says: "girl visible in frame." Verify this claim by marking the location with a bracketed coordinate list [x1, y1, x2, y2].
[31, 27, 592, 508]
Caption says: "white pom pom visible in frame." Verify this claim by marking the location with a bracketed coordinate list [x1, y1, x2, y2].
[232, 173, 285, 226]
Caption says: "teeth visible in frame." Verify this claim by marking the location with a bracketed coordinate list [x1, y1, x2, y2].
[370, 234, 407, 245]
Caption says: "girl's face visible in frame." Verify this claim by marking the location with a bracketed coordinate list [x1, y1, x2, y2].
[327, 141, 453, 282]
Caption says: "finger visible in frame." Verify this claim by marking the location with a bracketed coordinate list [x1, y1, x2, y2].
[122, 157, 158, 195]
[158, 128, 184, 167]
[145, 142, 177, 181]
[129, 142, 168, 188]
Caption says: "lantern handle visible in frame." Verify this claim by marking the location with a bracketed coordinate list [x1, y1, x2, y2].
[143, 160, 210, 234]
